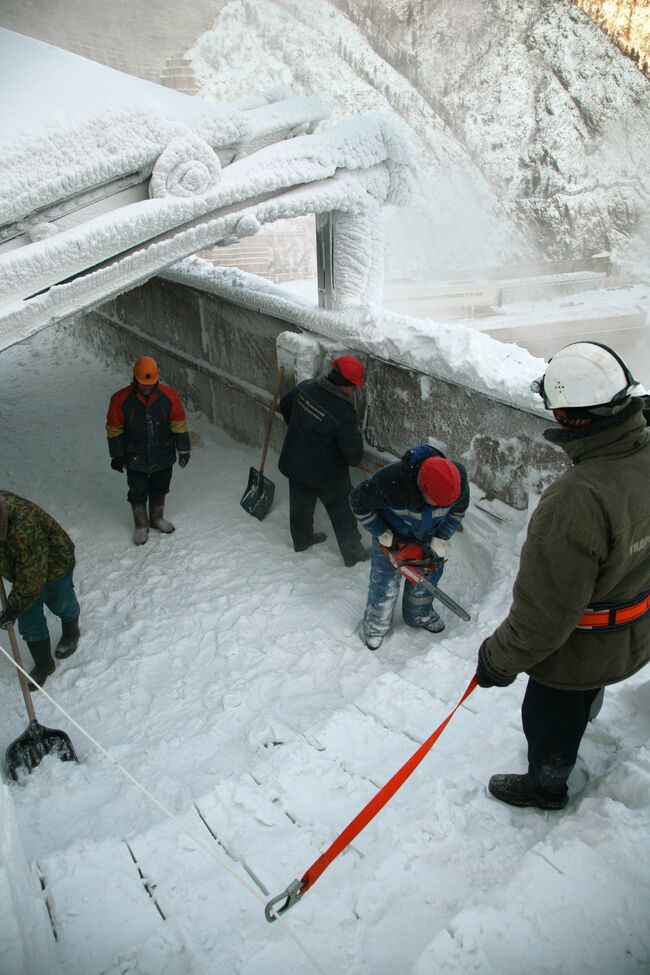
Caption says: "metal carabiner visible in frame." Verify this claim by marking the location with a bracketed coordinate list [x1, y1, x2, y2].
[264, 878, 305, 922]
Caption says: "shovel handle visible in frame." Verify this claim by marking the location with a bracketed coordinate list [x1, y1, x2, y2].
[0, 578, 37, 722]
[258, 366, 285, 476]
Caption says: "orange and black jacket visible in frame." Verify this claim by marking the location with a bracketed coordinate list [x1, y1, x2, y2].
[106, 382, 190, 473]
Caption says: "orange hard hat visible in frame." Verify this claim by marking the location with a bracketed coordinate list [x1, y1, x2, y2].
[133, 356, 159, 384]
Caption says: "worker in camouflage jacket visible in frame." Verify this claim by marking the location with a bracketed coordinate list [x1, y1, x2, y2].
[350, 444, 469, 650]
[476, 342, 650, 811]
[0, 491, 80, 689]
[106, 356, 191, 546]
[278, 355, 369, 567]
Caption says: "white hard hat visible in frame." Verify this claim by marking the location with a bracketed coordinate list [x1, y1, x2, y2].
[532, 342, 637, 413]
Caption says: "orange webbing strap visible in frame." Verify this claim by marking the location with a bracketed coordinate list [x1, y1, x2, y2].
[265, 675, 478, 921]
[577, 591, 650, 630]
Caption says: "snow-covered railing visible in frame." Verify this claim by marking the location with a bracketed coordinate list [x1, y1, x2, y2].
[0, 116, 412, 350]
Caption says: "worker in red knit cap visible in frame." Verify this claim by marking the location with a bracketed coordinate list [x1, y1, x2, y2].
[279, 354, 369, 566]
[350, 445, 469, 650]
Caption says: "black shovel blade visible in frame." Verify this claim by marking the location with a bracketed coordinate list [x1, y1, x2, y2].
[5, 719, 78, 782]
[240, 466, 275, 521]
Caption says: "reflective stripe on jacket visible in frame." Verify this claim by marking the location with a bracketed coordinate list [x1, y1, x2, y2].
[106, 382, 190, 473]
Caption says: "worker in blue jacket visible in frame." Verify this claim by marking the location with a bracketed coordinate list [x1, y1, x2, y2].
[350, 445, 469, 649]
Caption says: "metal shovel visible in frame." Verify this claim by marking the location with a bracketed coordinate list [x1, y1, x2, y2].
[240, 366, 285, 521]
[1, 579, 78, 781]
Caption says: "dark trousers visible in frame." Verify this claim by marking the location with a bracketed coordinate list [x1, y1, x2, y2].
[126, 466, 173, 504]
[523, 679, 602, 801]
[289, 480, 363, 563]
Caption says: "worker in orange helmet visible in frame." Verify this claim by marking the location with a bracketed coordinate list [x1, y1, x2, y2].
[106, 356, 191, 545]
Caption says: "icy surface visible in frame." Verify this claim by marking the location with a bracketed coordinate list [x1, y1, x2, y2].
[0, 326, 648, 974]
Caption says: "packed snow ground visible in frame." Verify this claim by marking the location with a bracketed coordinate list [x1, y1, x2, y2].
[1, 326, 649, 975]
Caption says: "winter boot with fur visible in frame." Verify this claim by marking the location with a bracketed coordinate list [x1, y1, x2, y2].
[55, 618, 80, 659]
[149, 496, 175, 534]
[131, 502, 149, 545]
[27, 637, 55, 691]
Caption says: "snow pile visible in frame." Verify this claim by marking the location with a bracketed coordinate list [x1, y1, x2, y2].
[1, 324, 648, 973]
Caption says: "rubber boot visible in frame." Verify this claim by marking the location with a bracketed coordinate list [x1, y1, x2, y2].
[131, 502, 149, 545]
[149, 496, 175, 534]
[55, 618, 80, 659]
[27, 637, 55, 691]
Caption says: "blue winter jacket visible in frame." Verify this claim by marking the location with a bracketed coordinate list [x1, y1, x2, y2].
[350, 445, 469, 544]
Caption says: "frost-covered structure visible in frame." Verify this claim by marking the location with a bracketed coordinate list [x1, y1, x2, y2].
[0, 29, 413, 350]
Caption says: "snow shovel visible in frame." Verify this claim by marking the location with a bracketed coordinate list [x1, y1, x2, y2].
[240, 366, 285, 521]
[1, 579, 78, 781]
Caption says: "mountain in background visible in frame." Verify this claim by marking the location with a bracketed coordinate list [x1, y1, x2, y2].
[187, 0, 650, 277]
[575, 0, 650, 77]
[1, 0, 648, 278]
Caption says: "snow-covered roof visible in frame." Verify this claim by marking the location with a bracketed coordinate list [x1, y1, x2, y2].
[0, 29, 413, 349]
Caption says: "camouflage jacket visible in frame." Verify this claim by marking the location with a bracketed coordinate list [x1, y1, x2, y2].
[0, 491, 75, 612]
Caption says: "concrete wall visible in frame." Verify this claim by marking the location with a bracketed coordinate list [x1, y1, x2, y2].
[78, 276, 300, 461]
[72, 274, 566, 509]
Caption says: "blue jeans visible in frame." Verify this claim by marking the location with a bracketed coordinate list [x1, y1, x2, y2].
[17, 571, 80, 642]
[362, 540, 444, 641]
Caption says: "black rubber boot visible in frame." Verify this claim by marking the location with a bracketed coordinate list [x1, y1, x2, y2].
[55, 618, 80, 659]
[294, 532, 326, 553]
[149, 496, 175, 533]
[488, 773, 567, 810]
[131, 502, 149, 545]
[27, 637, 55, 691]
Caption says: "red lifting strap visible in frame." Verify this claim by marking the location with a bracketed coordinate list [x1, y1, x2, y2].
[264, 675, 478, 921]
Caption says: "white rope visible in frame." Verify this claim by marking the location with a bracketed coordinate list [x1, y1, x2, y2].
[0, 643, 327, 975]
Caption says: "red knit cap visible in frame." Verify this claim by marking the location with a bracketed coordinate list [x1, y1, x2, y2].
[333, 355, 365, 387]
[417, 457, 461, 506]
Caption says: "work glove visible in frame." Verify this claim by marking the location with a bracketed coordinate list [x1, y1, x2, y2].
[0, 606, 18, 629]
[430, 537, 447, 559]
[111, 457, 126, 473]
[178, 453, 191, 469]
[476, 640, 516, 688]
[378, 530, 401, 550]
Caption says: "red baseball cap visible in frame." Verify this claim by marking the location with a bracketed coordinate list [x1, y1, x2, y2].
[333, 355, 365, 387]
[417, 457, 461, 506]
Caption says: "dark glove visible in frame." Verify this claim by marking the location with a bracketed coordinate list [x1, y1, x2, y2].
[0, 606, 18, 630]
[178, 453, 190, 469]
[476, 640, 516, 688]
[111, 457, 126, 473]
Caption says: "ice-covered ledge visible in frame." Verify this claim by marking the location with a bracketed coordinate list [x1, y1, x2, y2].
[162, 258, 546, 412]
[76, 259, 565, 510]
